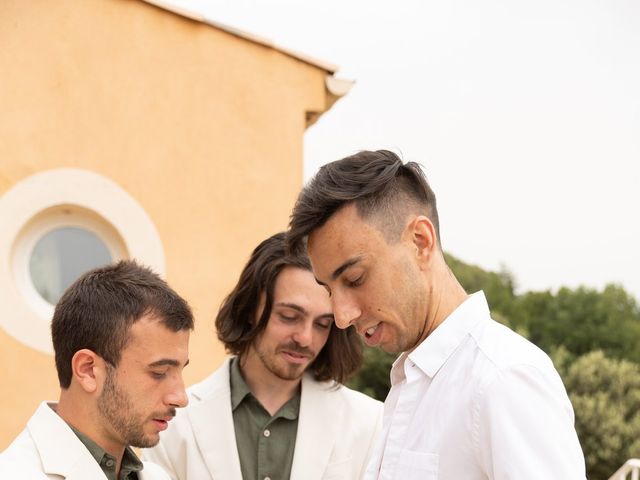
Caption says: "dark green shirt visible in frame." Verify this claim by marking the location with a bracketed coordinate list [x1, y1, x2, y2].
[69, 425, 143, 480]
[230, 357, 301, 480]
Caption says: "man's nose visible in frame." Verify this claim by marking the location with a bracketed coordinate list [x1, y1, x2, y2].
[292, 321, 313, 347]
[166, 378, 189, 408]
[332, 293, 361, 329]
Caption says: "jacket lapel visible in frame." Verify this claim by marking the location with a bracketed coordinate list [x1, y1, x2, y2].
[28, 402, 108, 480]
[188, 359, 243, 479]
[290, 375, 343, 480]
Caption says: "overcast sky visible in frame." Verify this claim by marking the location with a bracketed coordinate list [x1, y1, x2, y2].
[180, 0, 640, 301]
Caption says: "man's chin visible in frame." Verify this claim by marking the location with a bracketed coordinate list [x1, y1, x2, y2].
[380, 341, 403, 354]
[272, 363, 307, 381]
[129, 432, 160, 449]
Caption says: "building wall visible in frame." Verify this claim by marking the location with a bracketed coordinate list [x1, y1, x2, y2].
[0, 0, 330, 448]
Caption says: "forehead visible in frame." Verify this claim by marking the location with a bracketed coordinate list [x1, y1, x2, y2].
[122, 314, 189, 363]
[273, 267, 330, 305]
[307, 204, 388, 278]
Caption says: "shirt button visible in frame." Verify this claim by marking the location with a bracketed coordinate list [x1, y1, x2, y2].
[263, 429, 271, 437]
[105, 459, 114, 467]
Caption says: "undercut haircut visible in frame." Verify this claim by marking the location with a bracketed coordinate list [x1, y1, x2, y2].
[216, 232, 363, 384]
[287, 149, 440, 256]
[52, 260, 194, 389]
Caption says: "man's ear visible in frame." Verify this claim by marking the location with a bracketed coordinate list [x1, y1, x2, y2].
[70, 349, 105, 394]
[406, 215, 437, 266]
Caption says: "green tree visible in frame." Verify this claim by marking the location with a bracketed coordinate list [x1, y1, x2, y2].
[553, 349, 640, 479]
[447, 254, 640, 364]
[518, 285, 640, 363]
[445, 253, 517, 322]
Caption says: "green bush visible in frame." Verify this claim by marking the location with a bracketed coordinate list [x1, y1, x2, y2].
[554, 350, 640, 479]
[518, 285, 640, 363]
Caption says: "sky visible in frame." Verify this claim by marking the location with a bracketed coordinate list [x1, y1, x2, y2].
[179, 0, 640, 301]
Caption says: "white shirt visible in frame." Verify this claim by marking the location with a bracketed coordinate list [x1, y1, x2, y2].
[363, 292, 586, 480]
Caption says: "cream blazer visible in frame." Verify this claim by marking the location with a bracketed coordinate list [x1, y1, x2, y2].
[143, 358, 382, 480]
[0, 402, 169, 480]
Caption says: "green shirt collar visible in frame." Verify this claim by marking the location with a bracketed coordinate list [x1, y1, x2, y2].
[230, 356, 253, 411]
[69, 424, 143, 480]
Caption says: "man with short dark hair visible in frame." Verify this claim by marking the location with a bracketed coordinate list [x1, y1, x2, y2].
[0, 260, 194, 479]
[287, 150, 586, 479]
[144, 232, 382, 480]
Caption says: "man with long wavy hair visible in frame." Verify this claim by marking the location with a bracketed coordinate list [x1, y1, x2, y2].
[145, 232, 381, 480]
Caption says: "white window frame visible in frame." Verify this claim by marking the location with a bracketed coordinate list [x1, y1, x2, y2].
[0, 169, 165, 354]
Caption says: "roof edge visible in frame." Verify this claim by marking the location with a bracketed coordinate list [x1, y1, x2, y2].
[305, 75, 355, 128]
[140, 0, 339, 73]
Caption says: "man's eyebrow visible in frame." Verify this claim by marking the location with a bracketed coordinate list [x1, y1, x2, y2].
[276, 303, 333, 322]
[275, 302, 307, 315]
[330, 256, 363, 281]
[148, 358, 190, 368]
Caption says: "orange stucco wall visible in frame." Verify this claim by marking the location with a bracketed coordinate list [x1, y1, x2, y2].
[0, 0, 332, 448]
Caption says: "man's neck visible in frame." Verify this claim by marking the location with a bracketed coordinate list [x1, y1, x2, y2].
[414, 261, 469, 350]
[56, 390, 127, 474]
[238, 354, 302, 416]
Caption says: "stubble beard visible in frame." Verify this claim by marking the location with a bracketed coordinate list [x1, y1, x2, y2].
[98, 366, 156, 449]
[393, 255, 427, 353]
[255, 343, 311, 381]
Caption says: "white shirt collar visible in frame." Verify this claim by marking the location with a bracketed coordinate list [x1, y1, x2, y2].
[391, 291, 490, 383]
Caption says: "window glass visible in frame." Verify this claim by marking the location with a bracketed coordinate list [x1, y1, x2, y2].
[29, 227, 112, 305]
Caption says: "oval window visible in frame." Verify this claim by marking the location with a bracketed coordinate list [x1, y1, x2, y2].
[29, 227, 113, 305]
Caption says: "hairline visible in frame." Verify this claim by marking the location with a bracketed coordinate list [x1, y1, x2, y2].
[307, 195, 429, 249]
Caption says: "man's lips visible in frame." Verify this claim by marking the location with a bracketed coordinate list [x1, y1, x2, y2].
[151, 411, 175, 430]
[360, 322, 383, 346]
[278, 342, 314, 364]
[152, 419, 169, 431]
[280, 350, 312, 364]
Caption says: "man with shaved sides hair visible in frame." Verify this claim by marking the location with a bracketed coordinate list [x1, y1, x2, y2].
[145, 232, 381, 480]
[0, 260, 193, 479]
[287, 150, 586, 479]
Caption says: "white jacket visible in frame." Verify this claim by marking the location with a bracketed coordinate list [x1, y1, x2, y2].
[143, 358, 382, 480]
[0, 402, 169, 480]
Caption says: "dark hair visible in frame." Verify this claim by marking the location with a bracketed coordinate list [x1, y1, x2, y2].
[51, 260, 194, 388]
[287, 149, 440, 255]
[216, 232, 362, 384]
